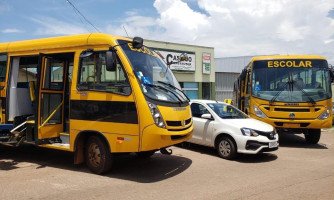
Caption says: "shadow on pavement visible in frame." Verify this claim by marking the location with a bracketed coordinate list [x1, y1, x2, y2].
[278, 133, 328, 149]
[109, 153, 192, 183]
[0, 144, 192, 183]
[177, 142, 277, 163]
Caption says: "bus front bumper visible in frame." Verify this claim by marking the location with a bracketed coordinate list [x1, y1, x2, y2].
[251, 114, 332, 131]
[140, 124, 193, 151]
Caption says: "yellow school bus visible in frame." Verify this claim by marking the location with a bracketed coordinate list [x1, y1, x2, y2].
[0, 33, 193, 174]
[234, 55, 332, 144]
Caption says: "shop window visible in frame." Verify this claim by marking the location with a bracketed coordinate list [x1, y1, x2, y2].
[180, 82, 198, 99]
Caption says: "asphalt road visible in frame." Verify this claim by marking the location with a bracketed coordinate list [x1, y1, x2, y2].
[1, 129, 334, 200]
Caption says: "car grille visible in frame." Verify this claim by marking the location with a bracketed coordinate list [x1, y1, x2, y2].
[256, 130, 276, 140]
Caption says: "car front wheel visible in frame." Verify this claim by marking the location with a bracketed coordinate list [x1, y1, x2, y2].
[216, 137, 237, 159]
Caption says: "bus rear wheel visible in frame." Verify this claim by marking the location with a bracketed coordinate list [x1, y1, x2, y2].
[304, 129, 321, 144]
[85, 136, 113, 174]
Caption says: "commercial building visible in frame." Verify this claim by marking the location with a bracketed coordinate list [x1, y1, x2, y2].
[215, 56, 253, 101]
[145, 40, 215, 100]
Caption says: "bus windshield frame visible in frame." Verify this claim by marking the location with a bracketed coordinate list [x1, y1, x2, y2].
[251, 59, 331, 103]
[118, 40, 189, 105]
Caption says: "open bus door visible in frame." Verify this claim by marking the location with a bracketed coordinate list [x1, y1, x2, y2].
[36, 53, 68, 143]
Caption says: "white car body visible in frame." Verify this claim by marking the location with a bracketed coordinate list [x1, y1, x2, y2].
[188, 100, 279, 155]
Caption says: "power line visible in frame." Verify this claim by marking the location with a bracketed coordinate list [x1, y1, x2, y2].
[123, 25, 129, 37]
[66, 0, 101, 33]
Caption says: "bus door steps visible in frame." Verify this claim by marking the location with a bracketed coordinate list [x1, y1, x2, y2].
[60, 132, 69, 144]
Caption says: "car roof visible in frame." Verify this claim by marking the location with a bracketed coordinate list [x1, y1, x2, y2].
[190, 99, 228, 105]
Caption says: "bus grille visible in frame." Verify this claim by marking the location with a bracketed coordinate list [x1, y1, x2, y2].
[274, 108, 310, 112]
[166, 118, 192, 127]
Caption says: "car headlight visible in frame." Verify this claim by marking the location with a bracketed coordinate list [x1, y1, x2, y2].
[318, 108, 330, 120]
[241, 128, 259, 136]
[147, 102, 166, 128]
[254, 105, 266, 118]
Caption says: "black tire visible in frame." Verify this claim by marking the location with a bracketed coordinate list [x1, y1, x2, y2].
[137, 150, 156, 159]
[216, 136, 237, 159]
[85, 136, 113, 174]
[304, 129, 321, 144]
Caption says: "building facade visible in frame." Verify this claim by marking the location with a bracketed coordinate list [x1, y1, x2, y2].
[215, 56, 253, 101]
[145, 40, 215, 100]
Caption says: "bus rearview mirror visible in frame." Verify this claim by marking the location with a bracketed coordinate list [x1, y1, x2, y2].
[106, 51, 117, 71]
[132, 37, 143, 49]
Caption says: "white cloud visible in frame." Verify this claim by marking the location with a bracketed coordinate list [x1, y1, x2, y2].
[30, 16, 88, 35]
[1, 28, 23, 33]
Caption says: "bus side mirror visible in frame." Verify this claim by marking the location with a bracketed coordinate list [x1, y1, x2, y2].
[132, 37, 143, 49]
[106, 51, 117, 71]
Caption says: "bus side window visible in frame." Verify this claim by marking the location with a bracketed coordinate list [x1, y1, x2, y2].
[78, 51, 131, 95]
[0, 54, 7, 83]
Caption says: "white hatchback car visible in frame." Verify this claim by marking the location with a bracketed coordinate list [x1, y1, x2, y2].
[188, 100, 279, 159]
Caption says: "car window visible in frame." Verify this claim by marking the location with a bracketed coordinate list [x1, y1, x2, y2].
[207, 103, 248, 119]
[191, 103, 210, 118]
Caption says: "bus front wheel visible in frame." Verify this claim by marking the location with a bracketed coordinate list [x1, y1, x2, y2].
[304, 129, 321, 144]
[85, 136, 113, 174]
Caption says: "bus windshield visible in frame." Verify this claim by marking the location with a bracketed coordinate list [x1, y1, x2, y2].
[252, 59, 331, 103]
[118, 40, 188, 104]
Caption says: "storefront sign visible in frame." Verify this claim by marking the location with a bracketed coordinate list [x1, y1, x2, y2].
[202, 53, 211, 74]
[154, 49, 196, 71]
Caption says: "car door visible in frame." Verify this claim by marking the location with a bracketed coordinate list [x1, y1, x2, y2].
[190, 102, 215, 145]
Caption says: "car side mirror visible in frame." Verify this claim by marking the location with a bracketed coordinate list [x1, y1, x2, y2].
[201, 113, 213, 120]
[106, 50, 117, 71]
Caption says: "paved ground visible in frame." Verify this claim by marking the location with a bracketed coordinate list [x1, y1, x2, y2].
[1, 129, 334, 200]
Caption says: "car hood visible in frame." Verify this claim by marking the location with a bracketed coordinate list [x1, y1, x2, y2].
[219, 118, 274, 132]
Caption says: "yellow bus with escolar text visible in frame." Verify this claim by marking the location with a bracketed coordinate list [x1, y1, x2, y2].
[234, 55, 332, 144]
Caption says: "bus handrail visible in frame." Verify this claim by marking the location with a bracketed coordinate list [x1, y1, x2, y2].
[39, 101, 64, 129]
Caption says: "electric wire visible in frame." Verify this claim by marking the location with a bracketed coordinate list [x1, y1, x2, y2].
[66, 0, 101, 33]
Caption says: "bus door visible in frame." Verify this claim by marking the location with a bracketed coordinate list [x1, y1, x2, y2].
[37, 54, 69, 140]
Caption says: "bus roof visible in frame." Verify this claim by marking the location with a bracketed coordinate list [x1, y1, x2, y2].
[250, 55, 327, 62]
[0, 33, 131, 53]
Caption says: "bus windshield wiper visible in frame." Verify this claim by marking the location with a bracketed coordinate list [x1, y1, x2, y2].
[270, 80, 291, 104]
[291, 81, 316, 105]
[143, 83, 183, 104]
[157, 81, 190, 102]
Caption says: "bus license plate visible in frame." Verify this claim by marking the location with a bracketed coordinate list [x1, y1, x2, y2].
[269, 141, 278, 148]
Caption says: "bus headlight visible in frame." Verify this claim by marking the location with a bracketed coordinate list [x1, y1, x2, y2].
[318, 108, 330, 120]
[253, 105, 267, 118]
[147, 102, 166, 128]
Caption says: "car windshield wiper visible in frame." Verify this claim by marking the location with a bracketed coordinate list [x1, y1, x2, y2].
[157, 81, 190, 102]
[291, 81, 316, 105]
[143, 83, 183, 104]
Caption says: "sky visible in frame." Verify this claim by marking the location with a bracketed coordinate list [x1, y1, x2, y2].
[1, 0, 334, 64]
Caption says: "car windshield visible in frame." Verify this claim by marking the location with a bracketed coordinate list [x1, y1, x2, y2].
[252, 59, 331, 103]
[207, 103, 248, 119]
[118, 40, 188, 104]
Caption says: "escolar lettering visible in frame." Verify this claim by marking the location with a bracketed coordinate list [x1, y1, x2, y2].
[268, 60, 312, 68]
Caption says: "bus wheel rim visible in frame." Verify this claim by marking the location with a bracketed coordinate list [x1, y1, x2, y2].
[88, 143, 102, 167]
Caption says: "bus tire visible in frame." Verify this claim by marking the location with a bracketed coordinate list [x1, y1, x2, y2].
[216, 136, 237, 159]
[85, 136, 113, 174]
[304, 129, 321, 144]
